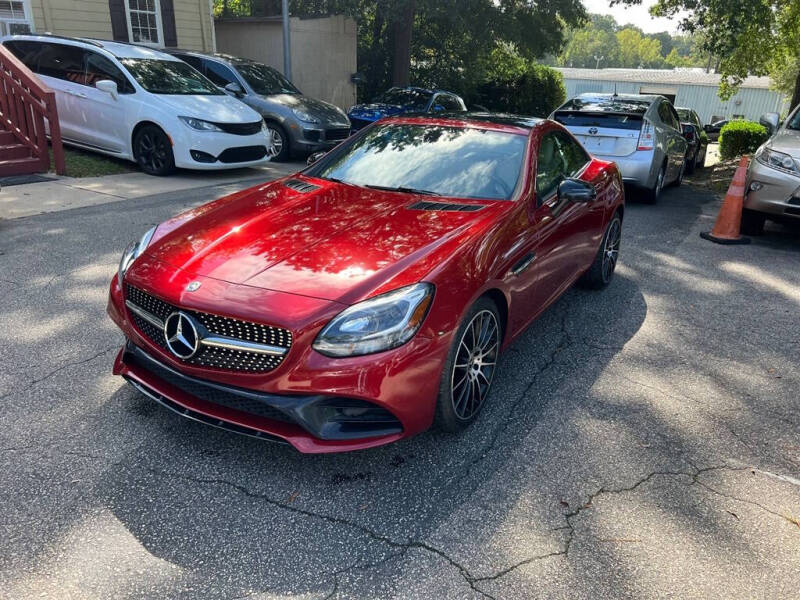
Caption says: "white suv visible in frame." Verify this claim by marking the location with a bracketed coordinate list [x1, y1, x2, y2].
[1, 35, 271, 175]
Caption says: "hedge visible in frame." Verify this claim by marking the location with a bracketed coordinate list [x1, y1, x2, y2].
[472, 63, 566, 118]
[718, 120, 769, 159]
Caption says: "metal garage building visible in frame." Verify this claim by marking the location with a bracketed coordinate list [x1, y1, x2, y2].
[555, 68, 788, 125]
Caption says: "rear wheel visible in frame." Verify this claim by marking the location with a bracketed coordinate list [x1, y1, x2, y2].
[434, 298, 501, 432]
[686, 149, 698, 175]
[740, 209, 766, 236]
[580, 213, 622, 289]
[673, 158, 685, 187]
[643, 164, 665, 204]
[133, 125, 175, 176]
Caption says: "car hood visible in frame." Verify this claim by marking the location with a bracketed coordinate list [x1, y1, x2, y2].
[347, 103, 407, 121]
[261, 94, 349, 125]
[768, 128, 800, 158]
[155, 93, 262, 123]
[145, 177, 498, 304]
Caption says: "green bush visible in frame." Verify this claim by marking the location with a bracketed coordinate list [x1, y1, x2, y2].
[718, 120, 769, 159]
[473, 63, 566, 117]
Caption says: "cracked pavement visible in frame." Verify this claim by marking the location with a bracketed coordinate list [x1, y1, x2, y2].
[1, 176, 799, 599]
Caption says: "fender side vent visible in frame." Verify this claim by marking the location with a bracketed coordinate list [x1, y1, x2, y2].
[408, 201, 485, 212]
[284, 178, 320, 193]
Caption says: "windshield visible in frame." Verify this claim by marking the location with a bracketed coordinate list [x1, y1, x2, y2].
[375, 88, 433, 109]
[235, 62, 300, 95]
[785, 109, 800, 130]
[120, 59, 222, 95]
[305, 124, 527, 200]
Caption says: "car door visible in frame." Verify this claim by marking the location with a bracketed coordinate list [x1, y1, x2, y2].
[80, 51, 131, 153]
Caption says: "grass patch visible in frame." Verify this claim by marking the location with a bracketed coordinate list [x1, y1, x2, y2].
[51, 146, 135, 178]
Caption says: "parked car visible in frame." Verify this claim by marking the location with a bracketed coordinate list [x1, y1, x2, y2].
[1, 35, 271, 175]
[108, 113, 624, 453]
[676, 107, 708, 173]
[167, 50, 351, 162]
[742, 108, 800, 234]
[348, 87, 467, 131]
[551, 93, 687, 203]
[704, 119, 730, 142]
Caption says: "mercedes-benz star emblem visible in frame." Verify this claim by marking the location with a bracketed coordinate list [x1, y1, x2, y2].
[588, 127, 598, 135]
[164, 311, 200, 359]
[186, 281, 201, 292]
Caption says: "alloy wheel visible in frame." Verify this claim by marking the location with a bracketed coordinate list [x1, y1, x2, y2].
[602, 218, 621, 282]
[267, 126, 284, 158]
[451, 309, 500, 420]
[137, 131, 169, 173]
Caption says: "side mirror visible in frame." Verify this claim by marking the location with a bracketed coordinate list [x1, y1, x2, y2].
[307, 151, 327, 166]
[95, 79, 118, 100]
[557, 178, 596, 203]
[224, 82, 245, 97]
[759, 112, 780, 135]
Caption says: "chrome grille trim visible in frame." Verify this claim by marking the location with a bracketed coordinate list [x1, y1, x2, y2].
[200, 336, 288, 356]
[125, 299, 164, 329]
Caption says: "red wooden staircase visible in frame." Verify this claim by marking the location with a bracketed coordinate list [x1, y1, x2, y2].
[0, 44, 65, 177]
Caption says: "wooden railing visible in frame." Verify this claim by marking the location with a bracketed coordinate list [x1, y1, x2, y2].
[0, 44, 66, 175]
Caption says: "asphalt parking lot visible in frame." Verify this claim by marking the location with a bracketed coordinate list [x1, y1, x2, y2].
[1, 176, 799, 599]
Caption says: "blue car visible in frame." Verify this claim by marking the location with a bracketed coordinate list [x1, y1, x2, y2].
[348, 87, 467, 130]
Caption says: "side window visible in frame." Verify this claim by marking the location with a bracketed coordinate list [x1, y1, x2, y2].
[177, 54, 203, 70]
[555, 131, 590, 176]
[3, 40, 41, 72]
[204, 60, 237, 87]
[438, 95, 462, 111]
[37, 43, 86, 84]
[536, 132, 566, 198]
[85, 52, 134, 93]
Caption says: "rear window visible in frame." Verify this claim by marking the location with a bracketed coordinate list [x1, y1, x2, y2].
[553, 97, 649, 130]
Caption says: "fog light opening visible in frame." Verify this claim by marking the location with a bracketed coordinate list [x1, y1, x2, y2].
[749, 181, 763, 192]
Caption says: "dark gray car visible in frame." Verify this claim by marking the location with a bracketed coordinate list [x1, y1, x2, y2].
[168, 50, 351, 161]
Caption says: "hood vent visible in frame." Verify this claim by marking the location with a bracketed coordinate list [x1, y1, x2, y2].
[284, 179, 320, 193]
[408, 200, 485, 212]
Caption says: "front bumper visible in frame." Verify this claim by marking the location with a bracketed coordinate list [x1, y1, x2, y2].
[597, 150, 657, 189]
[107, 273, 450, 453]
[745, 157, 800, 219]
[171, 127, 271, 170]
[290, 125, 352, 153]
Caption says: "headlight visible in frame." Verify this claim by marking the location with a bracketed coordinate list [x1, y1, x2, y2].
[756, 146, 800, 176]
[179, 116, 222, 132]
[118, 226, 156, 286]
[292, 108, 320, 124]
[313, 283, 434, 357]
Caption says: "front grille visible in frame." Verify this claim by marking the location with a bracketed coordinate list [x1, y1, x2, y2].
[215, 121, 264, 136]
[126, 345, 294, 423]
[218, 145, 267, 163]
[303, 129, 321, 142]
[125, 285, 292, 373]
[325, 127, 351, 141]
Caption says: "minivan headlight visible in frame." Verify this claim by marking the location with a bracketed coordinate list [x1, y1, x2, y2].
[292, 108, 321, 124]
[179, 116, 222, 132]
[118, 226, 156, 286]
[756, 146, 800, 175]
[313, 283, 434, 357]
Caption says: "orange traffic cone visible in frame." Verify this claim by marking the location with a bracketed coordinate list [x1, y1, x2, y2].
[700, 155, 751, 245]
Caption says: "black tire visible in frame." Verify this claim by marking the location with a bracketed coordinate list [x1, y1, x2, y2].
[740, 209, 766, 236]
[434, 298, 502, 432]
[673, 158, 685, 187]
[643, 164, 665, 204]
[686, 149, 697, 175]
[133, 125, 175, 176]
[579, 213, 622, 290]
[696, 147, 706, 170]
[265, 121, 291, 161]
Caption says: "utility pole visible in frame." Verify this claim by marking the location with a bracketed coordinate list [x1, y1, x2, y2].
[282, 0, 292, 81]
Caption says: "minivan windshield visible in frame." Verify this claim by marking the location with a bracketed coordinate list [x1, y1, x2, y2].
[375, 88, 432, 109]
[234, 61, 300, 95]
[305, 123, 527, 200]
[120, 59, 222, 95]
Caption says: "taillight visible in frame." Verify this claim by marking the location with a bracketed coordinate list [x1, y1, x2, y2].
[637, 119, 654, 151]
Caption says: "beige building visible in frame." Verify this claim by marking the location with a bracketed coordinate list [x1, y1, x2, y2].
[1, 0, 215, 52]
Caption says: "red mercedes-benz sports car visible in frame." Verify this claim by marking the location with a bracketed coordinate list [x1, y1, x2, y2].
[108, 114, 624, 453]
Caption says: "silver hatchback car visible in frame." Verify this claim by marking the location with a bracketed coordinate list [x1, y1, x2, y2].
[551, 93, 688, 203]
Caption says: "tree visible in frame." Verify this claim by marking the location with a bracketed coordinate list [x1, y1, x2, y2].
[616, 27, 664, 68]
[615, 0, 800, 110]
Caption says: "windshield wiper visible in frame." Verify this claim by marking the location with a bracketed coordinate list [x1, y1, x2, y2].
[365, 184, 440, 196]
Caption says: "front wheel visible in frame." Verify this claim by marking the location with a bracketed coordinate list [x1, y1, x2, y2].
[579, 214, 622, 289]
[265, 121, 290, 161]
[434, 298, 502, 432]
[740, 209, 766, 236]
[133, 125, 175, 176]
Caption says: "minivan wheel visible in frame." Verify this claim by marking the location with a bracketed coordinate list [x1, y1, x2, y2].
[266, 121, 290, 161]
[133, 125, 175, 176]
[434, 298, 501, 432]
[643, 165, 665, 204]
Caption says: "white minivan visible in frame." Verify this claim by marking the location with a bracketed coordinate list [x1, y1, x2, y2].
[1, 35, 271, 175]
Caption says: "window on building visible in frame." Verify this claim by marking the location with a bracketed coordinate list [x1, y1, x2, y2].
[125, 0, 163, 46]
[0, 1, 32, 36]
